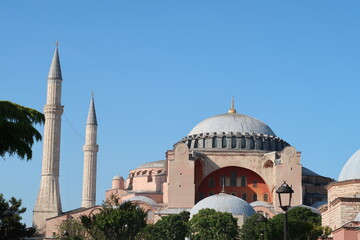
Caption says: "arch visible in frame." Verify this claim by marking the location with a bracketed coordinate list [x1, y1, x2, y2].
[222, 136, 227, 148]
[263, 193, 269, 202]
[264, 160, 273, 168]
[212, 136, 217, 148]
[231, 136, 236, 148]
[195, 166, 271, 203]
[253, 193, 257, 201]
[194, 140, 198, 148]
[242, 193, 247, 201]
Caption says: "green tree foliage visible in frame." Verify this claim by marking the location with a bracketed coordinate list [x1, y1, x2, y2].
[189, 208, 239, 240]
[57, 218, 86, 240]
[139, 211, 190, 240]
[238, 214, 266, 240]
[0, 194, 35, 240]
[240, 207, 332, 240]
[79, 196, 147, 240]
[0, 101, 44, 160]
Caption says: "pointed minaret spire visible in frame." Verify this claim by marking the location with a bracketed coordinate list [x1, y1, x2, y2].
[33, 43, 64, 232]
[81, 94, 99, 208]
[228, 96, 237, 113]
[48, 41, 62, 80]
[86, 93, 97, 125]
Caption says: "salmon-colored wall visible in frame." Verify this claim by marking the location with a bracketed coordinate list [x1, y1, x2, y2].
[196, 166, 271, 203]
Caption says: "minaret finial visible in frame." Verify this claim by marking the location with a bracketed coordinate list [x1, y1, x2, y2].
[56, 40, 58, 47]
[221, 179, 226, 193]
[92, 92, 94, 97]
[228, 96, 237, 113]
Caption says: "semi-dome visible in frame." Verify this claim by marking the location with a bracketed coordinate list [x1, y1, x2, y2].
[190, 193, 256, 217]
[124, 196, 158, 207]
[338, 150, 360, 181]
[189, 112, 276, 136]
[135, 160, 165, 170]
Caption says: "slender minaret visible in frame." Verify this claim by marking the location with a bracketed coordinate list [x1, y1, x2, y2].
[33, 42, 63, 231]
[81, 94, 99, 208]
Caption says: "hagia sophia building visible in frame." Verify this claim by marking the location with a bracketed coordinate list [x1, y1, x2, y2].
[33, 45, 360, 239]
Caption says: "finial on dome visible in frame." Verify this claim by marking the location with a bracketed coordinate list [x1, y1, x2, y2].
[228, 96, 237, 113]
[221, 180, 226, 193]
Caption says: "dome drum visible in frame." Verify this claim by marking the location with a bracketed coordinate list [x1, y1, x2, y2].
[181, 132, 289, 152]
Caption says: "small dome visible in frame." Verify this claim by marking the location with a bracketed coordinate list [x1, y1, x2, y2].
[124, 196, 158, 207]
[289, 204, 320, 215]
[311, 201, 327, 209]
[190, 193, 256, 217]
[339, 150, 360, 181]
[250, 201, 274, 209]
[112, 175, 123, 180]
[188, 113, 276, 136]
[135, 160, 165, 170]
[355, 212, 360, 221]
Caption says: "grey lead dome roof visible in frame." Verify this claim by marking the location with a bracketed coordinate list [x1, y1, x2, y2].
[188, 113, 276, 136]
[190, 193, 256, 217]
[338, 150, 360, 181]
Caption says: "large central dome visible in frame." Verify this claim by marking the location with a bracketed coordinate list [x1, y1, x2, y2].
[188, 112, 276, 136]
[181, 104, 289, 152]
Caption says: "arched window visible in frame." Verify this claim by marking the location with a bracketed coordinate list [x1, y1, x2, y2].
[194, 140, 198, 148]
[253, 180, 257, 188]
[208, 178, 215, 188]
[242, 193, 247, 201]
[212, 136, 218, 148]
[222, 136, 227, 148]
[253, 193, 257, 201]
[241, 176, 247, 186]
[263, 193, 268, 202]
[231, 136, 236, 148]
[220, 176, 226, 187]
[188, 140, 192, 148]
[241, 136, 246, 149]
[230, 171, 237, 186]
[203, 139, 206, 148]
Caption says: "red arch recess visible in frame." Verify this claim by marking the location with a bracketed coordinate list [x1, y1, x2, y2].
[196, 166, 271, 204]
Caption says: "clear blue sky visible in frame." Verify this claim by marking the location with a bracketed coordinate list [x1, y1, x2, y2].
[1, 1, 360, 226]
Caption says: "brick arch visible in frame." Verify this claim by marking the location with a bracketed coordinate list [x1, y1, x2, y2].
[195, 166, 271, 204]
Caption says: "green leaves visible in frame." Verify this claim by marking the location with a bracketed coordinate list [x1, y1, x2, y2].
[240, 207, 332, 240]
[0, 194, 35, 240]
[139, 211, 190, 240]
[189, 209, 239, 240]
[0, 101, 44, 160]
[78, 196, 147, 240]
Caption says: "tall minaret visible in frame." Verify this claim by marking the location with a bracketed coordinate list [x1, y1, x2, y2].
[33, 42, 63, 231]
[81, 95, 99, 208]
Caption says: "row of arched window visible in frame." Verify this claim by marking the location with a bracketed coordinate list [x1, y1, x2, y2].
[208, 175, 257, 188]
[199, 192, 268, 202]
[188, 135, 286, 151]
